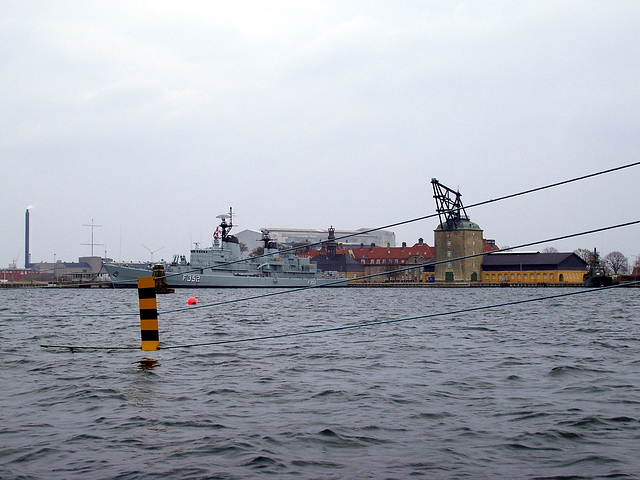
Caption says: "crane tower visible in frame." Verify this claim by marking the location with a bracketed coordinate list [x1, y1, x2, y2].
[431, 179, 483, 282]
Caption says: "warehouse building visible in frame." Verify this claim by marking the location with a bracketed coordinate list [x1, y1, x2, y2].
[481, 252, 588, 284]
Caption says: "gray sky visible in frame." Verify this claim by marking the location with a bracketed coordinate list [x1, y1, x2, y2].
[2, 1, 639, 267]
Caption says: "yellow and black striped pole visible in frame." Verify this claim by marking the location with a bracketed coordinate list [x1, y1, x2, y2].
[137, 277, 159, 351]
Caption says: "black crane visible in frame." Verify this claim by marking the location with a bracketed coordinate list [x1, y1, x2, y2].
[431, 178, 469, 231]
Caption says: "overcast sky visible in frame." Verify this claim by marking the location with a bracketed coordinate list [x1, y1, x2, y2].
[2, 1, 639, 267]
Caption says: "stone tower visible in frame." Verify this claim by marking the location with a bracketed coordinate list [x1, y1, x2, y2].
[431, 179, 483, 282]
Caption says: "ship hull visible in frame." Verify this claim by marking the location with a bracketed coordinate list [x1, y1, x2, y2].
[104, 263, 346, 288]
[583, 275, 614, 287]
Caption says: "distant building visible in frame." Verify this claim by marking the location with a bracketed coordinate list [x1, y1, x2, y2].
[615, 265, 640, 284]
[434, 219, 484, 282]
[306, 230, 502, 284]
[235, 229, 263, 254]
[481, 252, 588, 284]
[341, 239, 435, 283]
[30, 256, 108, 283]
[0, 268, 33, 283]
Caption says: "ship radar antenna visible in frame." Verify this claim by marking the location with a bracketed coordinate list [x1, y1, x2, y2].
[431, 178, 469, 230]
[260, 228, 277, 249]
[216, 207, 234, 240]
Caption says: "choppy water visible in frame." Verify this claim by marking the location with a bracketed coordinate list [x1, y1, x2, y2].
[1, 286, 639, 479]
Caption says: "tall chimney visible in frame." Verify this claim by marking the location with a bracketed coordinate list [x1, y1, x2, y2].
[25, 208, 31, 268]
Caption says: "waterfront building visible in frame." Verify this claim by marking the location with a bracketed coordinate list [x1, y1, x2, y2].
[30, 256, 108, 283]
[431, 178, 486, 282]
[344, 239, 435, 283]
[0, 268, 34, 283]
[434, 219, 484, 282]
[306, 237, 435, 283]
[481, 252, 588, 284]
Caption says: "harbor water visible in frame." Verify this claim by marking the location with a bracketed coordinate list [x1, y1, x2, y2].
[1, 287, 639, 479]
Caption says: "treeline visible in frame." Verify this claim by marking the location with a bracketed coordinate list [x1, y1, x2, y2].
[573, 248, 638, 275]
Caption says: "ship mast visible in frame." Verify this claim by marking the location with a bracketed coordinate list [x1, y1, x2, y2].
[216, 207, 234, 241]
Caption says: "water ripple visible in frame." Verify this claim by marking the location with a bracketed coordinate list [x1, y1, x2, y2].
[1, 287, 639, 479]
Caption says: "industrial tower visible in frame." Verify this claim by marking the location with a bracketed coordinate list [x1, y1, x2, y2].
[431, 179, 483, 282]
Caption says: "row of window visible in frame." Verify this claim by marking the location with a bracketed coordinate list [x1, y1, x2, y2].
[484, 272, 583, 282]
[360, 258, 408, 265]
[0, 270, 30, 276]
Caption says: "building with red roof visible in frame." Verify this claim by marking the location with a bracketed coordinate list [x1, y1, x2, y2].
[309, 236, 435, 283]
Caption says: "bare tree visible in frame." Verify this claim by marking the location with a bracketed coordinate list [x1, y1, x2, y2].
[542, 247, 558, 253]
[634, 255, 640, 269]
[603, 251, 629, 274]
[575, 248, 599, 265]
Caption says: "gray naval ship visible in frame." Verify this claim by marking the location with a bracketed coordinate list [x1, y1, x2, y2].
[104, 209, 347, 288]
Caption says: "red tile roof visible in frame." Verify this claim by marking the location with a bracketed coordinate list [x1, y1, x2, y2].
[305, 239, 499, 263]
[308, 243, 434, 265]
[483, 243, 500, 253]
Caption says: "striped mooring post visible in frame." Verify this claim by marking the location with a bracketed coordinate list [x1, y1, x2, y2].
[137, 277, 159, 351]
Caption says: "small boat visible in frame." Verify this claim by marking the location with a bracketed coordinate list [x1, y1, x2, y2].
[104, 209, 347, 288]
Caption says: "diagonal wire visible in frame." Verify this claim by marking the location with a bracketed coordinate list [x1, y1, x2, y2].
[40, 279, 640, 351]
[108, 161, 640, 285]
[7, 219, 640, 319]
[159, 220, 640, 315]
[161, 280, 640, 349]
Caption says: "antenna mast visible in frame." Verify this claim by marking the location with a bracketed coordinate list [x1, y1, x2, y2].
[82, 219, 103, 257]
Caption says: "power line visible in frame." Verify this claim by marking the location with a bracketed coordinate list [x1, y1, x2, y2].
[106, 161, 640, 286]
[40, 279, 640, 351]
[25, 160, 638, 289]
[11, 219, 637, 320]
[161, 280, 640, 350]
[158, 219, 640, 315]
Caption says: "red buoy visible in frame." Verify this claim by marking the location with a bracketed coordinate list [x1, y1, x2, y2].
[187, 297, 197, 305]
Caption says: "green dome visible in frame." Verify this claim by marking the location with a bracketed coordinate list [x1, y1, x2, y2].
[435, 219, 481, 231]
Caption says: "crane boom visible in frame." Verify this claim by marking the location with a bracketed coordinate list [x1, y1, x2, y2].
[431, 178, 469, 230]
